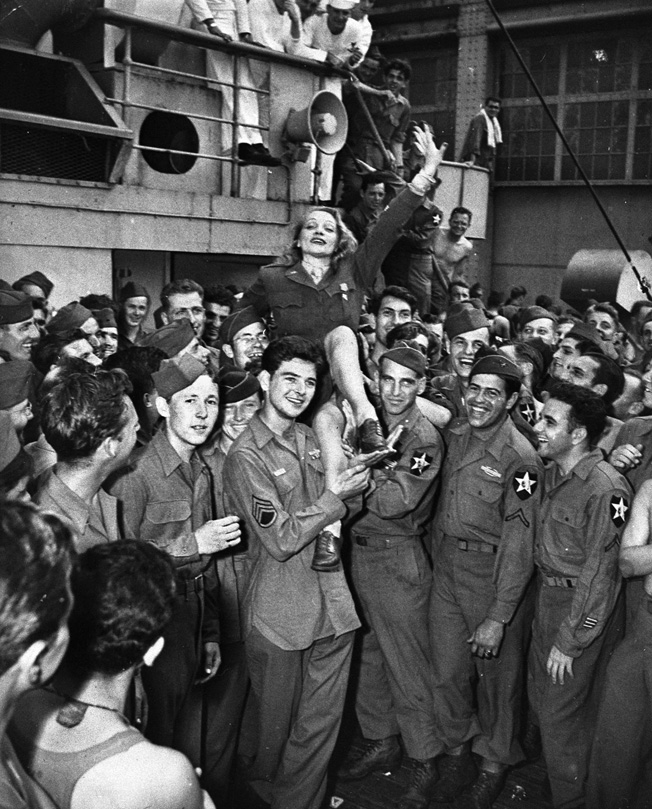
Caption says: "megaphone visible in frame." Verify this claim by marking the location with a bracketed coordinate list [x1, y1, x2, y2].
[284, 91, 348, 155]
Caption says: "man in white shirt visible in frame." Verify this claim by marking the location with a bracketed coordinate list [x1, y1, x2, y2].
[302, 0, 366, 67]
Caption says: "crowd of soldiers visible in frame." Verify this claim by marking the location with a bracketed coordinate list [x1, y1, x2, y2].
[1, 127, 652, 809]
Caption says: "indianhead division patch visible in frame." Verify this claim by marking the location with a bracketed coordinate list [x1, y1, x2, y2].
[410, 451, 433, 476]
[513, 469, 538, 500]
[610, 494, 629, 528]
[519, 400, 537, 426]
[252, 495, 277, 528]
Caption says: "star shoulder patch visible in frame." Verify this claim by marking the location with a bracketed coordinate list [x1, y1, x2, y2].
[610, 494, 629, 527]
[513, 468, 538, 500]
[252, 495, 277, 528]
[519, 400, 537, 426]
[410, 451, 433, 476]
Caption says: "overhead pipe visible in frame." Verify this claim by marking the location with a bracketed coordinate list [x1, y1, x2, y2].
[0, 0, 99, 47]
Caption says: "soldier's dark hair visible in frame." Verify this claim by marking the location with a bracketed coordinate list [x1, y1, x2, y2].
[582, 352, 625, 406]
[0, 501, 74, 675]
[160, 278, 204, 311]
[65, 541, 175, 676]
[384, 58, 411, 81]
[40, 368, 133, 462]
[368, 286, 418, 317]
[204, 285, 236, 310]
[261, 336, 327, 379]
[546, 381, 607, 444]
[450, 206, 472, 221]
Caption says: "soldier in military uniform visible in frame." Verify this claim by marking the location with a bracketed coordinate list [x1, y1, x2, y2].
[530, 382, 631, 808]
[222, 336, 370, 809]
[587, 477, 652, 808]
[428, 306, 491, 419]
[429, 354, 542, 808]
[340, 346, 443, 809]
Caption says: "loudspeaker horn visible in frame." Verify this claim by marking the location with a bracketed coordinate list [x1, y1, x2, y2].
[284, 90, 348, 155]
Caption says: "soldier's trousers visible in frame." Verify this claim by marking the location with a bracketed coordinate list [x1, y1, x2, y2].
[349, 534, 438, 759]
[429, 538, 527, 765]
[587, 597, 652, 809]
[528, 582, 622, 809]
[245, 626, 354, 809]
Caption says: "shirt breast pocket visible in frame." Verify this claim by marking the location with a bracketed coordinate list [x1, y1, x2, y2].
[548, 504, 587, 565]
[144, 500, 192, 549]
[462, 476, 503, 530]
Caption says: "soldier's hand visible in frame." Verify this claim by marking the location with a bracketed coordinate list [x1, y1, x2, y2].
[195, 516, 241, 553]
[609, 443, 643, 471]
[467, 618, 504, 658]
[196, 641, 221, 684]
[284, 0, 301, 22]
[330, 463, 370, 499]
[546, 645, 574, 685]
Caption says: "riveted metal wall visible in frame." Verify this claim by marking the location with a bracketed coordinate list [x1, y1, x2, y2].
[455, 0, 491, 161]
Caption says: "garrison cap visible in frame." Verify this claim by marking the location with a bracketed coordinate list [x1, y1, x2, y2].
[119, 282, 151, 303]
[0, 412, 21, 474]
[219, 307, 263, 346]
[0, 360, 34, 409]
[218, 369, 261, 403]
[519, 306, 558, 328]
[138, 320, 195, 357]
[444, 307, 490, 339]
[0, 289, 33, 325]
[153, 354, 208, 400]
[470, 354, 523, 383]
[94, 308, 117, 330]
[380, 346, 427, 376]
[47, 302, 94, 334]
[12, 271, 54, 298]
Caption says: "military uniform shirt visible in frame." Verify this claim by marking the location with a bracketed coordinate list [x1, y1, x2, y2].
[435, 415, 542, 624]
[350, 405, 442, 537]
[223, 413, 360, 651]
[535, 449, 631, 657]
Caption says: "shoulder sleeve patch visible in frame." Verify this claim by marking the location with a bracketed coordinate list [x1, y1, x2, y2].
[610, 493, 629, 527]
[513, 468, 538, 500]
[410, 450, 434, 476]
[252, 495, 277, 528]
[518, 400, 537, 426]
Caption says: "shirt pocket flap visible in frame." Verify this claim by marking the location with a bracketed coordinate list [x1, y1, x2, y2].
[472, 478, 503, 503]
[550, 503, 584, 528]
[146, 500, 192, 524]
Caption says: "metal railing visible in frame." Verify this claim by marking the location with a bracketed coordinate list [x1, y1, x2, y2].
[95, 8, 346, 199]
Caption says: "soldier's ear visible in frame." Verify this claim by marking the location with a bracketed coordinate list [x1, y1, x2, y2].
[571, 425, 587, 446]
[417, 376, 426, 396]
[222, 343, 234, 360]
[258, 370, 271, 393]
[156, 396, 170, 419]
[506, 391, 519, 411]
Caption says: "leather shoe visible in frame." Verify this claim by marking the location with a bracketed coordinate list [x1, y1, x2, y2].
[397, 757, 438, 809]
[455, 768, 507, 809]
[430, 752, 476, 803]
[359, 418, 387, 453]
[339, 735, 402, 781]
[311, 530, 341, 572]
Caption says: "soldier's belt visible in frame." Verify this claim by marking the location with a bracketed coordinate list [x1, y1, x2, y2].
[456, 539, 497, 555]
[542, 574, 577, 589]
[353, 534, 420, 549]
[177, 572, 205, 598]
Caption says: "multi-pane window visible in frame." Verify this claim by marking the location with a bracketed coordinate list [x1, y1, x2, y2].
[496, 31, 652, 183]
[388, 48, 457, 149]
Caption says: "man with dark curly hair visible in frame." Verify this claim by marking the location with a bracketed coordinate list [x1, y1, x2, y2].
[35, 366, 139, 551]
